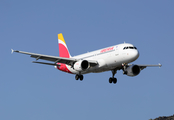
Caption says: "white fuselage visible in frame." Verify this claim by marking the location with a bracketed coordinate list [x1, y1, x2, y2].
[66, 43, 139, 74]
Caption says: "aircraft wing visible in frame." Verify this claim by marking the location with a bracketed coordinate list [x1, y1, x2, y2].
[128, 64, 162, 70]
[12, 50, 98, 67]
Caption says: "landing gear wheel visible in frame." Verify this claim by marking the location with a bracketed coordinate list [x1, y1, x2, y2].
[79, 75, 83, 81]
[113, 78, 117, 84]
[75, 75, 79, 80]
[75, 74, 84, 81]
[109, 77, 117, 84]
[109, 77, 112, 83]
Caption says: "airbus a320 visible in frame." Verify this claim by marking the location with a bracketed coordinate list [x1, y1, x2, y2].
[12, 33, 161, 84]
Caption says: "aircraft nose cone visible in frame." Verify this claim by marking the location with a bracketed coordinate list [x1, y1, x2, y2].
[133, 50, 139, 60]
[129, 50, 139, 61]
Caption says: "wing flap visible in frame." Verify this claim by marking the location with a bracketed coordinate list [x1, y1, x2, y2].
[32, 61, 61, 66]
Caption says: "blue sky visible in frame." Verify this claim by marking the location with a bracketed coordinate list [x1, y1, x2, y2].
[1, 0, 174, 120]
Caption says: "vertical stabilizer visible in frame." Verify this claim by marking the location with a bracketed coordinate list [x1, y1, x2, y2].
[58, 33, 71, 58]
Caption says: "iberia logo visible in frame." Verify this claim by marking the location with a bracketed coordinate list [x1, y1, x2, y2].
[100, 47, 114, 53]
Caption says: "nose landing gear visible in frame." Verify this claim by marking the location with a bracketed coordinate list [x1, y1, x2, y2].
[109, 77, 117, 84]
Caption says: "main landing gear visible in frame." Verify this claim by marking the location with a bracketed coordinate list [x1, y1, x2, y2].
[109, 69, 117, 84]
[75, 69, 118, 84]
[75, 74, 83, 81]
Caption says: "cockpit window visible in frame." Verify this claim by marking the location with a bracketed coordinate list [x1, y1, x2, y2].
[123, 46, 137, 50]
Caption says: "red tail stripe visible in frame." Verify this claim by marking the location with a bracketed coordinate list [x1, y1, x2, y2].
[59, 43, 70, 58]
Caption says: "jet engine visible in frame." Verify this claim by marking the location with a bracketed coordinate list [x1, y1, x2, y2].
[74, 60, 90, 71]
[123, 65, 140, 76]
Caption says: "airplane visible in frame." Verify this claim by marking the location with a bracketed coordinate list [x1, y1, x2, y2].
[12, 33, 162, 84]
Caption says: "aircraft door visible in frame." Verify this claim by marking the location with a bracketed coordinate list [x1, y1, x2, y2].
[115, 46, 119, 56]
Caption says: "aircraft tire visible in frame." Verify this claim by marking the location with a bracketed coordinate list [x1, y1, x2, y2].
[113, 78, 117, 84]
[75, 75, 79, 80]
[80, 75, 83, 81]
[109, 78, 112, 83]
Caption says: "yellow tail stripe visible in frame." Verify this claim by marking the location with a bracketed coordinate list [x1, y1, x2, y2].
[58, 33, 66, 45]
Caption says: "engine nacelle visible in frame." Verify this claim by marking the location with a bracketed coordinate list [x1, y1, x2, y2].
[124, 65, 140, 76]
[74, 60, 89, 71]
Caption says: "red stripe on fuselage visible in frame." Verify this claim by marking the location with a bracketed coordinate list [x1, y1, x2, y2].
[57, 63, 72, 74]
